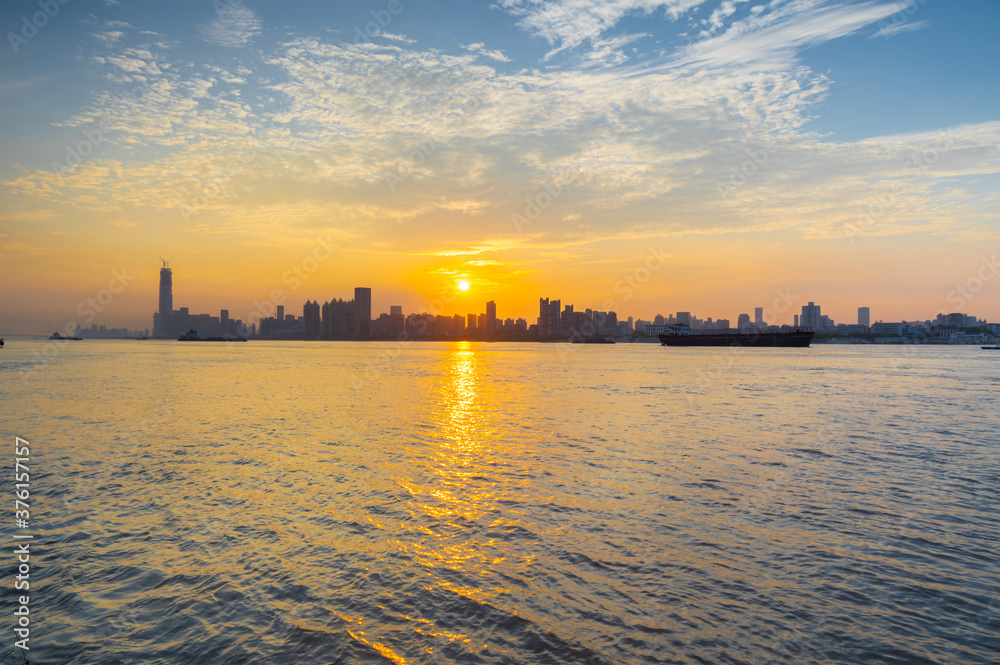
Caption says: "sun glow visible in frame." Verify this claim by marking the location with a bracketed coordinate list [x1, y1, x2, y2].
[458, 280, 470, 292]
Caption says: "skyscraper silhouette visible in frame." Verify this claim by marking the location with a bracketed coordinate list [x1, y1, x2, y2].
[157, 259, 173, 338]
[486, 300, 497, 337]
[355, 287, 371, 338]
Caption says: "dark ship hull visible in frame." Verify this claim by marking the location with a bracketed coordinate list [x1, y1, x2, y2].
[178, 329, 247, 342]
[659, 330, 814, 347]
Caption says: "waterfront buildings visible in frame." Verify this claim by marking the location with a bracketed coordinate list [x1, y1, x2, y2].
[137, 263, 992, 344]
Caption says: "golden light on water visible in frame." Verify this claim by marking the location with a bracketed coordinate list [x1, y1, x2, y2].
[14, 338, 999, 663]
[392, 342, 526, 609]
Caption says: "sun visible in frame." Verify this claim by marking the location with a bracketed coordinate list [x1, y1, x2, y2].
[458, 280, 470, 292]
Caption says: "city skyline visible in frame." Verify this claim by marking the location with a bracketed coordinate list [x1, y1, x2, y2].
[24, 259, 992, 340]
[2, 2, 999, 333]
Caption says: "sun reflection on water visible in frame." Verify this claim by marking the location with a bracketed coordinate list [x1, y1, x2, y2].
[394, 342, 531, 602]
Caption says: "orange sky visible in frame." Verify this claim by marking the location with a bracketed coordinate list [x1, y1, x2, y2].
[2, 1, 998, 334]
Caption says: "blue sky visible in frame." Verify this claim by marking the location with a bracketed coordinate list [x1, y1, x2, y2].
[1, 0, 998, 331]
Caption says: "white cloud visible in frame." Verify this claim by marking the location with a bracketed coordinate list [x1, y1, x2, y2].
[869, 19, 931, 40]
[380, 33, 417, 45]
[199, 3, 263, 47]
[497, 0, 707, 60]
[4, 12, 997, 250]
[462, 42, 512, 62]
[673, 1, 910, 70]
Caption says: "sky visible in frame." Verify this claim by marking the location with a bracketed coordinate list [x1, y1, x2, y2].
[1, 0, 998, 333]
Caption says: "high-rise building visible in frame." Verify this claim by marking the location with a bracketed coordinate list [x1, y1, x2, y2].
[276, 305, 284, 322]
[467, 313, 477, 332]
[303, 300, 321, 338]
[737, 313, 751, 331]
[156, 259, 173, 338]
[754, 307, 763, 325]
[676, 312, 691, 326]
[486, 300, 497, 336]
[220, 309, 230, 336]
[801, 302, 821, 330]
[390, 305, 402, 317]
[537, 298, 561, 336]
[354, 287, 371, 338]
[858, 307, 870, 328]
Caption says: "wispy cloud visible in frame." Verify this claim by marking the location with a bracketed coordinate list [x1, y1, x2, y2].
[0, 242, 49, 257]
[199, 2, 263, 47]
[497, 0, 705, 60]
[462, 42, 512, 62]
[869, 18, 931, 40]
[3, 3, 997, 257]
[381, 32, 417, 45]
[673, 1, 910, 70]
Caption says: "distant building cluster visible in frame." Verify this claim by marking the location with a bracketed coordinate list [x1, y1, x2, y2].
[537, 298, 626, 339]
[143, 262, 995, 344]
[150, 263, 528, 340]
[153, 262, 248, 339]
[69, 324, 150, 339]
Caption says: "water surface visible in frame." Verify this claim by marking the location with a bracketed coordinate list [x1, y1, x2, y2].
[1, 340, 997, 664]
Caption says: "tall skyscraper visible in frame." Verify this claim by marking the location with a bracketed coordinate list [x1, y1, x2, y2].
[754, 307, 763, 325]
[355, 287, 371, 338]
[276, 305, 284, 322]
[220, 309, 230, 336]
[676, 312, 691, 325]
[303, 300, 321, 338]
[157, 259, 173, 338]
[858, 307, 871, 328]
[486, 300, 497, 336]
[538, 298, 561, 336]
[390, 305, 403, 316]
[801, 302, 821, 330]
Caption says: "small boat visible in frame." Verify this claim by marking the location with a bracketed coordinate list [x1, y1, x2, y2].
[178, 329, 247, 342]
[50, 333, 82, 341]
[982, 345, 1000, 350]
